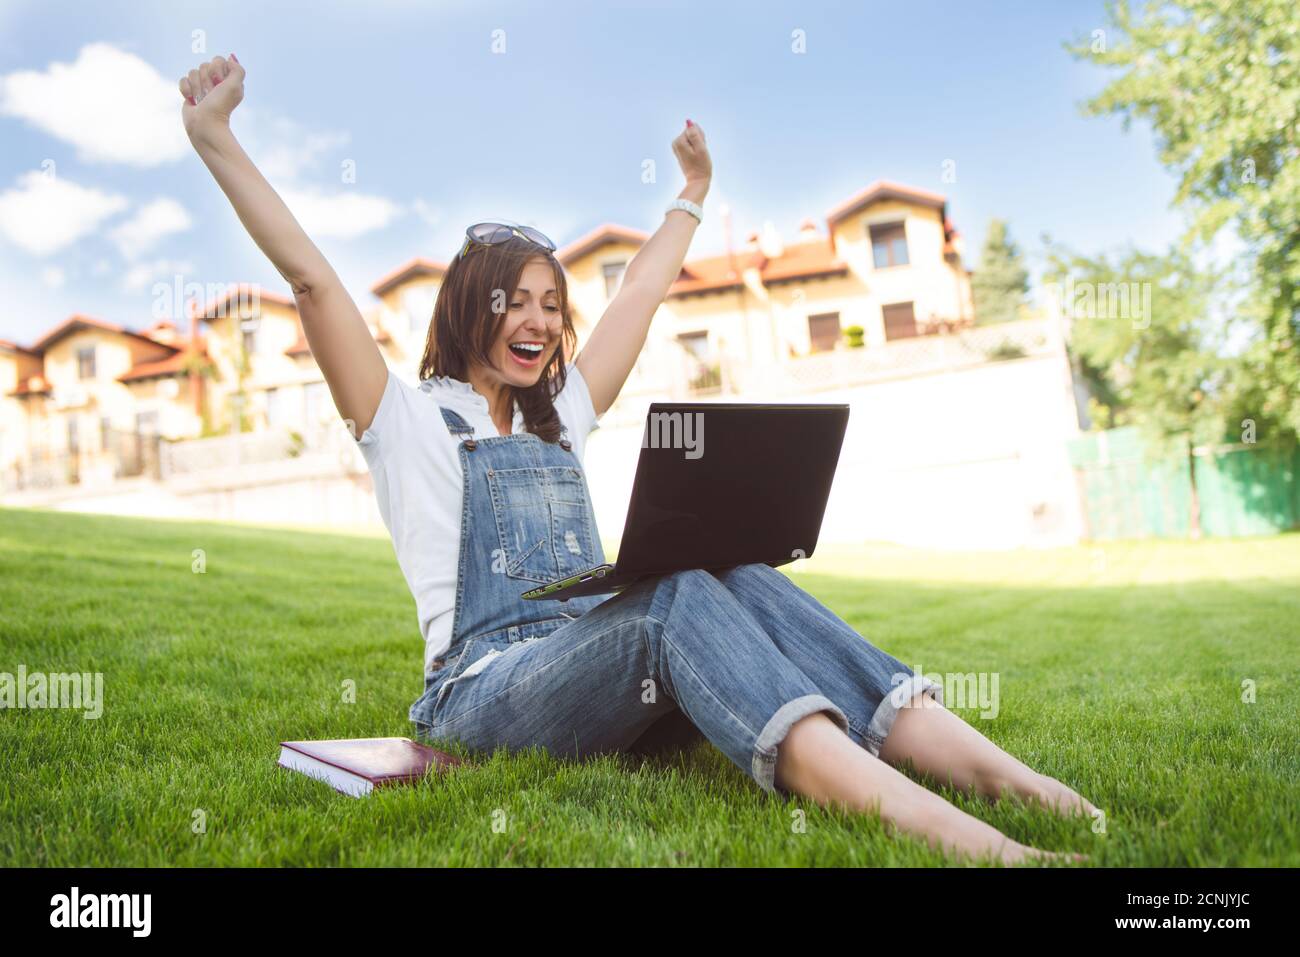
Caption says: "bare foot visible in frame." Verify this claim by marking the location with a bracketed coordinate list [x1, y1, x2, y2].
[1026, 772, 1099, 819]
[1000, 842, 1090, 866]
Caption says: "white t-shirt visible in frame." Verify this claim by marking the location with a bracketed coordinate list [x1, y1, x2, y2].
[355, 362, 601, 673]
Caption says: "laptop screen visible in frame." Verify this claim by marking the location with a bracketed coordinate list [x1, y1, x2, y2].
[612, 403, 849, 577]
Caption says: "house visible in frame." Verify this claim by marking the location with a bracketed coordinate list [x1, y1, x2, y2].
[193, 283, 399, 438]
[364, 179, 974, 407]
[0, 339, 44, 481]
[1, 178, 977, 489]
[1, 315, 204, 487]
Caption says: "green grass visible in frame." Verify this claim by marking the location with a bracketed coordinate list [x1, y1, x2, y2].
[1, 507, 1297, 866]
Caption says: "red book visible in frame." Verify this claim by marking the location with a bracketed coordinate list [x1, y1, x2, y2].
[278, 737, 464, 798]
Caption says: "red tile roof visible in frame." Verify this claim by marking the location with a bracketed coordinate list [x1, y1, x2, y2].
[30, 314, 172, 353]
[758, 238, 849, 284]
[0, 338, 40, 357]
[118, 340, 208, 383]
[191, 283, 296, 322]
[8, 376, 51, 398]
[370, 257, 449, 297]
[665, 238, 847, 297]
[825, 180, 948, 230]
[555, 224, 651, 266]
[665, 252, 746, 297]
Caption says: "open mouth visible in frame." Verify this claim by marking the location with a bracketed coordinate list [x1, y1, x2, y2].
[507, 341, 546, 366]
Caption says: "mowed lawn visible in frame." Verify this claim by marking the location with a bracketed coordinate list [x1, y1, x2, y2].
[1, 507, 1297, 867]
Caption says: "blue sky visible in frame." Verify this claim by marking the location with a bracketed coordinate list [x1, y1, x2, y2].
[0, 0, 1190, 345]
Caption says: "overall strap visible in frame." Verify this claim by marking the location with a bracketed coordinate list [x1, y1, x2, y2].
[438, 405, 474, 437]
[439, 401, 573, 450]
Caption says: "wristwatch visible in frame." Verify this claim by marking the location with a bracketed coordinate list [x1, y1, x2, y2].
[666, 198, 703, 224]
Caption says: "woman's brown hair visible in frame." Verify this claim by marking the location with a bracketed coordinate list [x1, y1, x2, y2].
[417, 235, 578, 443]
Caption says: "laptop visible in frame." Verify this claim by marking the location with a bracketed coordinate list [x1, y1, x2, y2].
[521, 401, 850, 601]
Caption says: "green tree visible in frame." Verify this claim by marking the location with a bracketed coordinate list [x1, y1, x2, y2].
[1044, 240, 1230, 537]
[1068, 0, 1300, 444]
[971, 219, 1029, 325]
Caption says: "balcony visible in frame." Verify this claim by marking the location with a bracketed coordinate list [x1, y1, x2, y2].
[732, 317, 1057, 395]
[595, 318, 1059, 430]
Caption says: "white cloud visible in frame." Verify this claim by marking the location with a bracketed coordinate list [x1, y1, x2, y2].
[109, 198, 193, 259]
[412, 198, 445, 227]
[0, 171, 128, 255]
[233, 108, 407, 241]
[241, 109, 352, 182]
[280, 187, 404, 240]
[0, 43, 190, 167]
[121, 257, 195, 294]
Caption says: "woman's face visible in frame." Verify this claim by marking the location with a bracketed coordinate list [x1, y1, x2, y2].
[485, 257, 563, 388]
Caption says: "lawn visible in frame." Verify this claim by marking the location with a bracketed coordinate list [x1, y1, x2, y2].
[1, 507, 1296, 866]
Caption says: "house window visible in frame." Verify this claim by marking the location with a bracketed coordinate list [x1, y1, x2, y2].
[603, 261, 627, 300]
[808, 313, 842, 353]
[241, 318, 260, 356]
[77, 346, 96, 380]
[266, 387, 293, 429]
[67, 417, 80, 454]
[100, 416, 112, 452]
[870, 222, 909, 269]
[303, 380, 329, 427]
[135, 410, 160, 436]
[882, 302, 919, 341]
[403, 287, 436, 335]
[677, 331, 710, 360]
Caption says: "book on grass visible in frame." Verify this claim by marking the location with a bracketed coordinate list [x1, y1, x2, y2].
[278, 737, 463, 798]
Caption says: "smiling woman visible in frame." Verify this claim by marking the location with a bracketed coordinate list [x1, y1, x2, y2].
[176, 52, 1091, 867]
[419, 232, 577, 441]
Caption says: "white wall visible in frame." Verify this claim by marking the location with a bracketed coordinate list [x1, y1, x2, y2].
[583, 353, 1084, 551]
[8, 353, 1084, 551]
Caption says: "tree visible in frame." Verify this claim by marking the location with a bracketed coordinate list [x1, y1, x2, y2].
[1068, 0, 1300, 445]
[971, 219, 1029, 325]
[1043, 240, 1230, 537]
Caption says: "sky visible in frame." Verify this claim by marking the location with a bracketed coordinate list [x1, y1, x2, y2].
[0, 0, 1194, 345]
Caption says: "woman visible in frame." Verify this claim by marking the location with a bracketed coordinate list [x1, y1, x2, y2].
[181, 55, 1095, 865]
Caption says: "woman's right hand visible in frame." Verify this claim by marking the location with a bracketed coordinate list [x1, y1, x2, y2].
[178, 54, 244, 142]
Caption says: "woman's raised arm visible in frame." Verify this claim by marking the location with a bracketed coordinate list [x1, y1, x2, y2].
[179, 55, 388, 436]
[575, 121, 712, 417]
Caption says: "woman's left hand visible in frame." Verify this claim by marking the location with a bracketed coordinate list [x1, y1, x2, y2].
[672, 120, 712, 185]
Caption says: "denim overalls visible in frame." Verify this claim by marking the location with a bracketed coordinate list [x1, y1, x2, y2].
[408, 405, 612, 733]
[405, 402, 941, 792]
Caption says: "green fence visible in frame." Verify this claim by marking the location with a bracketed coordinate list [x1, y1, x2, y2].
[1066, 426, 1300, 540]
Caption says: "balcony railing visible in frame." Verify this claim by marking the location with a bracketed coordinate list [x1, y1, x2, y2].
[1, 429, 161, 494]
[732, 317, 1056, 394]
[597, 317, 1059, 428]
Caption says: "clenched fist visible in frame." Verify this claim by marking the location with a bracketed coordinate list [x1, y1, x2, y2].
[672, 120, 712, 185]
[178, 54, 244, 140]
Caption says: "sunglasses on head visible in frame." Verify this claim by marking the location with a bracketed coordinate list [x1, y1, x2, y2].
[458, 221, 556, 260]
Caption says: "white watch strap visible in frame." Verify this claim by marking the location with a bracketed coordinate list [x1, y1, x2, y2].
[666, 198, 703, 223]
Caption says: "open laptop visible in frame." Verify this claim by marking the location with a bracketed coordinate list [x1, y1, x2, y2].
[522, 401, 850, 601]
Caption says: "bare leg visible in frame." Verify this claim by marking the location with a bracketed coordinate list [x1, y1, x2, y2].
[775, 705, 1086, 865]
[878, 694, 1098, 820]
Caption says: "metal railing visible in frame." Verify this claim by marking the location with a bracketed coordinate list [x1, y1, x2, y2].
[1, 429, 161, 493]
[734, 318, 1056, 394]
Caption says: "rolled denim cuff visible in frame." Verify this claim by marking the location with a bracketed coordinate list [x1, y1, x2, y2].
[864, 673, 945, 757]
[752, 693, 850, 794]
